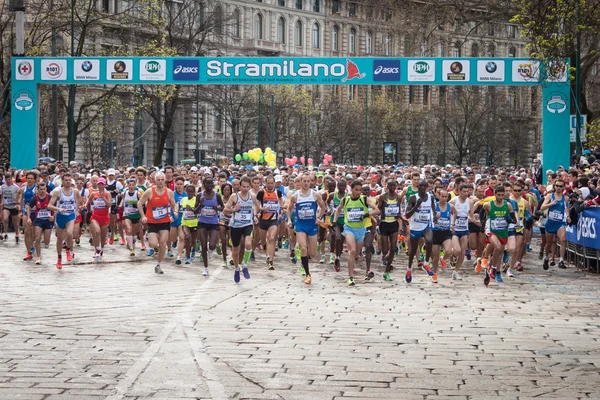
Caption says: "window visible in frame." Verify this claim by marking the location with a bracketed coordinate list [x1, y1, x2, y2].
[409, 86, 415, 104]
[295, 0, 302, 10]
[349, 28, 356, 53]
[295, 20, 303, 46]
[437, 42, 445, 57]
[509, 46, 517, 57]
[332, 26, 339, 51]
[488, 23, 495, 36]
[214, 6, 222, 35]
[423, 85, 430, 106]
[385, 34, 392, 56]
[232, 9, 240, 37]
[312, 23, 320, 48]
[215, 109, 223, 132]
[332, 0, 339, 13]
[438, 86, 446, 106]
[348, 85, 355, 101]
[366, 5, 373, 18]
[385, 9, 392, 21]
[487, 43, 495, 57]
[507, 24, 516, 38]
[255, 13, 263, 40]
[349, 2, 356, 17]
[278, 0, 285, 6]
[277, 17, 286, 44]
[312, 0, 319, 12]
[366, 31, 372, 54]
[508, 89, 516, 110]
[453, 42, 461, 57]
[471, 43, 479, 57]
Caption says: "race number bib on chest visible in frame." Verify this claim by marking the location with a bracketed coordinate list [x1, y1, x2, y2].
[152, 206, 168, 220]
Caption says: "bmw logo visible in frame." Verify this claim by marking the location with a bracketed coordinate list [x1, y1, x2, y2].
[485, 61, 497, 73]
[81, 61, 93, 72]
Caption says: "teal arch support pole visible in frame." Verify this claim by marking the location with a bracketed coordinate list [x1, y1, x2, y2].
[541, 82, 570, 182]
[11, 59, 39, 169]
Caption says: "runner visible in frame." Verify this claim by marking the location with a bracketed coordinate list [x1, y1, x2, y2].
[405, 180, 437, 283]
[105, 169, 124, 245]
[431, 188, 454, 283]
[360, 184, 377, 281]
[224, 176, 257, 283]
[507, 181, 529, 276]
[255, 175, 284, 271]
[377, 178, 402, 281]
[48, 173, 80, 269]
[250, 176, 262, 261]
[18, 171, 37, 260]
[181, 184, 199, 265]
[482, 185, 516, 286]
[74, 176, 89, 247]
[196, 176, 224, 276]
[87, 178, 111, 261]
[120, 178, 143, 256]
[287, 173, 328, 285]
[327, 178, 347, 272]
[1, 172, 20, 243]
[218, 183, 233, 267]
[138, 172, 179, 274]
[540, 179, 569, 270]
[26, 181, 54, 265]
[169, 177, 186, 262]
[449, 183, 475, 280]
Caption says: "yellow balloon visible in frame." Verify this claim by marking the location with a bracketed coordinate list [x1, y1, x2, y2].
[265, 147, 272, 153]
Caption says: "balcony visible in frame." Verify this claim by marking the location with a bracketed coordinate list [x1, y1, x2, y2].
[244, 39, 285, 55]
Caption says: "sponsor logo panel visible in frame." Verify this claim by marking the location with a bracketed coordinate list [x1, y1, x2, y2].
[407, 60, 435, 82]
[41, 59, 67, 80]
[74, 59, 100, 80]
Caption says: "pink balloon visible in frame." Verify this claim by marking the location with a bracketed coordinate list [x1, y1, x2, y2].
[327, 154, 333, 161]
[292, 156, 298, 162]
[308, 158, 313, 165]
[300, 157, 305, 164]
[284, 158, 290, 165]
[323, 159, 329, 165]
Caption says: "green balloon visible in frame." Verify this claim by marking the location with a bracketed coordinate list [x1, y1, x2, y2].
[259, 154, 264, 163]
[243, 152, 249, 160]
[235, 154, 241, 162]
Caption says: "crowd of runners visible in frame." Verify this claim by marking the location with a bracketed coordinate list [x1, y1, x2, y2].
[1, 151, 599, 286]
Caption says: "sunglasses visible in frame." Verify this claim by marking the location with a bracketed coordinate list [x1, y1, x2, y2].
[554, 185, 564, 188]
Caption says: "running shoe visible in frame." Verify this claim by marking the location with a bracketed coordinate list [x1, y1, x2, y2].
[154, 265, 164, 274]
[405, 270, 412, 283]
[191, 251, 196, 260]
[495, 272, 504, 282]
[319, 255, 326, 264]
[489, 267, 496, 279]
[452, 271, 463, 281]
[35, 257, 41, 265]
[130, 248, 135, 257]
[334, 258, 341, 272]
[516, 262, 523, 272]
[141, 244, 147, 251]
[216, 246, 222, 256]
[147, 249, 155, 257]
[376, 249, 382, 256]
[465, 249, 471, 261]
[229, 259, 234, 266]
[55, 258, 62, 269]
[291, 255, 297, 264]
[543, 258, 549, 270]
[329, 254, 335, 264]
[15, 236, 20, 244]
[502, 263, 509, 272]
[506, 268, 515, 277]
[185, 257, 191, 265]
[347, 277, 356, 286]
[167, 250, 174, 257]
[394, 246, 399, 255]
[203, 268, 209, 276]
[172, 240, 178, 249]
[422, 264, 434, 276]
[267, 260, 275, 270]
[432, 273, 438, 283]
[120, 237, 126, 246]
[304, 275, 312, 285]
[23, 253, 33, 261]
[221, 260, 227, 268]
[381, 255, 387, 265]
[365, 270, 375, 281]
[558, 261, 566, 269]
[419, 253, 424, 262]
[502, 250, 509, 264]
[440, 248, 445, 259]
[176, 257, 182, 265]
[484, 269, 490, 287]
[550, 260, 556, 266]
[441, 259, 447, 270]
[283, 240, 289, 249]
[109, 236, 114, 245]
[299, 265, 306, 276]
[417, 261, 424, 268]
[526, 243, 531, 253]
[383, 272, 393, 281]
[242, 265, 250, 279]
[277, 240, 282, 249]
[234, 268, 240, 283]
[250, 253, 255, 262]
[538, 250, 543, 260]
[66, 250, 73, 262]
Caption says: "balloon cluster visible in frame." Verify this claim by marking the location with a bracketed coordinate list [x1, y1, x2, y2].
[234, 148, 277, 168]
[322, 154, 333, 165]
[283, 156, 315, 166]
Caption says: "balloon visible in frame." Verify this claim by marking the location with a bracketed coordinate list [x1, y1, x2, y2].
[357, 166, 363, 171]
[292, 156, 298, 163]
[323, 159, 329, 165]
[259, 154, 264, 163]
[326, 154, 333, 161]
[235, 154, 241, 162]
[308, 158, 313, 165]
[265, 147, 272, 153]
[243, 152, 249, 160]
[268, 161, 276, 168]
[300, 157, 305, 164]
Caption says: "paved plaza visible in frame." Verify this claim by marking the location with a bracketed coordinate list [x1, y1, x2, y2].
[0, 237, 599, 400]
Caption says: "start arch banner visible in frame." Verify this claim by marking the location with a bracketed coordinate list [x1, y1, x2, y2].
[11, 56, 570, 171]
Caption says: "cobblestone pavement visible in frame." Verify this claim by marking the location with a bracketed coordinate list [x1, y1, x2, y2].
[0, 234, 599, 400]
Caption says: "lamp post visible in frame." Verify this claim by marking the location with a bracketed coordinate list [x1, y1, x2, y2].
[575, 0, 582, 155]
[270, 94, 275, 150]
[68, 0, 76, 162]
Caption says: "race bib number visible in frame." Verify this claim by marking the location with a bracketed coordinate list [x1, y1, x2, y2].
[385, 205, 400, 216]
[455, 216, 468, 231]
[264, 201, 279, 212]
[436, 218, 450, 230]
[152, 206, 168, 220]
[237, 210, 252, 223]
[125, 204, 137, 215]
[61, 201, 75, 212]
[93, 198, 107, 209]
[298, 208, 315, 220]
[347, 207, 364, 223]
[201, 207, 216, 218]
[548, 210, 563, 221]
[37, 209, 51, 219]
[184, 210, 196, 220]
[491, 219, 507, 231]
[414, 212, 430, 223]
